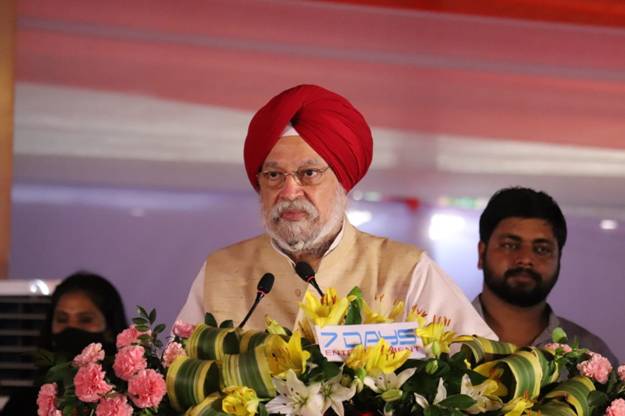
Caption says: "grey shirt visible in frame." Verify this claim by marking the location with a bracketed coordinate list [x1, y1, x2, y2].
[472, 296, 618, 365]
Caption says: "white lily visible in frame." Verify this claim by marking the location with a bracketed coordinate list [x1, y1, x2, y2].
[364, 367, 416, 403]
[266, 369, 324, 416]
[414, 377, 447, 409]
[460, 374, 503, 414]
[320, 373, 357, 416]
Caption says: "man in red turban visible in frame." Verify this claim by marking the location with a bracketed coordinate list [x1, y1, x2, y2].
[244, 84, 372, 193]
[177, 85, 495, 341]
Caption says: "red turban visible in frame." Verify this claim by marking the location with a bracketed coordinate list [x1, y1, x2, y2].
[244, 84, 373, 192]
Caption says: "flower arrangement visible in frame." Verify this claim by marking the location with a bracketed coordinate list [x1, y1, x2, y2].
[37, 289, 624, 416]
[36, 307, 179, 415]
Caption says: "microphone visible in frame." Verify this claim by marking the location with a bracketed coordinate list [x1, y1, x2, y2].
[238, 273, 275, 328]
[294, 261, 324, 297]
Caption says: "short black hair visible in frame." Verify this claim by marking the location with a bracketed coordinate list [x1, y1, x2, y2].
[39, 271, 128, 349]
[479, 187, 567, 251]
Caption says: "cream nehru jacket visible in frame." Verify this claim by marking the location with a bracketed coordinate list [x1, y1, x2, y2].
[202, 221, 421, 330]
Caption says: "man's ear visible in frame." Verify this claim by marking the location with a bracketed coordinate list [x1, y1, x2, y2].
[477, 241, 486, 270]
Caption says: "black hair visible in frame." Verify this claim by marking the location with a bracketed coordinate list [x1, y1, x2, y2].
[39, 271, 128, 349]
[479, 187, 567, 251]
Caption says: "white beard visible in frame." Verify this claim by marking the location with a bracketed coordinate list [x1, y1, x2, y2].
[262, 187, 347, 256]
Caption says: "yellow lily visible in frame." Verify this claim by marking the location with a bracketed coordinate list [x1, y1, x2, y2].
[473, 361, 509, 398]
[361, 294, 405, 324]
[345, 338, 411, 374]
[501, 395, 535, 416]
[222, 385, 259, 416]
[345, 344, 368, 372]
[265, 315, 288, 336]
[264, 331, 311, 376]
[460, 374, 504, 414]
[406, 305, 428, 327]
[299, 288, 353, 327]
[416, 316, 457, 357]
[297, 318, 317, 344]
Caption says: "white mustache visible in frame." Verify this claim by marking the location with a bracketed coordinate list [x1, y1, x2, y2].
[271, 199, 318, 221]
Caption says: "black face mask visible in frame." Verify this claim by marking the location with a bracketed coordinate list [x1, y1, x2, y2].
[51, 328, 114, 360]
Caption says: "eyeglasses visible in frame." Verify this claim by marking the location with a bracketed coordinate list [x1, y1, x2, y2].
[257, 166, 330, 189]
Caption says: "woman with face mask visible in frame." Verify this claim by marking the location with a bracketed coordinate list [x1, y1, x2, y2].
[40, 271, 128, 359]
[0, 271, 128, 415]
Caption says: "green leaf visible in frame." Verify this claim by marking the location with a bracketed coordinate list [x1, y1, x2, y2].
[425, 359, 439, 375]
[33, 348, 57, 368]
[306, 365, 325, 382]
[355, 367, 367, 381]
[466, 369, 488, 385]
[63, 404, 74, 416]
[347, 286, 363, 299]
[588, 390, 609, 410]
[135, 324, 150, 332]
[544, 375, 595, 416]
[552, 327, 568, 344]
[321, 360, 341, 379]
[204, 313, 217, 327]
[138, 334, 152, 343]
[137, 305, 149, 319]
[437, 394, 476, 410]
[132, 317, 148, 326]
[153, 323, 166, 334]
[148, 308, 157, 323]
[345, 297, 362, 325]
[45, 362, 73, 383]
[219, 319, 234, 328]
[424, 406, 443, 416]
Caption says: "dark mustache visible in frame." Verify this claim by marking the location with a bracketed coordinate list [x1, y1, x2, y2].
[504, 267, 542, 281]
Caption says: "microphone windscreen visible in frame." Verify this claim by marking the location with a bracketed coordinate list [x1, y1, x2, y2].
[257, 273, 275, 294]
[294, 262, 315, 281]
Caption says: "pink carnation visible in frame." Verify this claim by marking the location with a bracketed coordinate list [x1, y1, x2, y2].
[96, 394, 134, 416]
[73, 342, 105, 367]
[162, 341, 186, 368]
[128, 369, 167, 409]
[173, 320, 196, 339]
[618, 365, 625, 382]
[606, 398, 625, 416]
[544, 343, 572, 353]
[74, 363, 113, 403]
[577, 352, 613, 384]
[113, 345, 147, 381]
[116, 325, 150, 348]
[37, 383, 62, 416]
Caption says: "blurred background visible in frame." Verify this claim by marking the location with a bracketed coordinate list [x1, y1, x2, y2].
[3, 0, 625, 372]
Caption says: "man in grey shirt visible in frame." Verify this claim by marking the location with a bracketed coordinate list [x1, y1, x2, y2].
[473, 187, 617, 364]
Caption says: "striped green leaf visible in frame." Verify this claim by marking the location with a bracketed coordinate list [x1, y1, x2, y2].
[456, 336, 519, 365]
[535, 401, 578, 416]
[239, 331, 281, 353]
[502, 350, 543, 399]
[544, 376, 595, 416]
[221, 345, 275, 398]
[535, 347, 560, 386]
[186, 324, 240, 360]
[166, 357, 220, 412]
[184, 393, 227, 416]
[474, 348, 543, 401]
